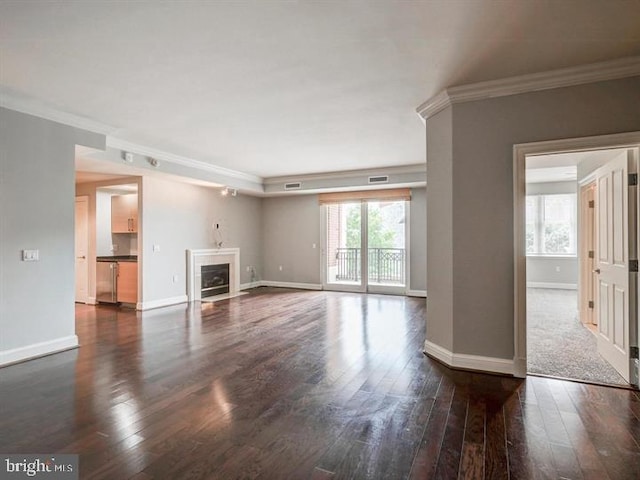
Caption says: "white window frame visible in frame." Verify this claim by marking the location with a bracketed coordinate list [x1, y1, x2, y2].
[525, 193, 577, 257]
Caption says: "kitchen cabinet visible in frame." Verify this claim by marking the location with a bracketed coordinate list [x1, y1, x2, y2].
[117, 261, 138, 303]
[111, 194, 138, 233]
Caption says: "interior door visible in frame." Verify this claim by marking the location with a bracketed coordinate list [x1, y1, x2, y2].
[75, 196, 89, 303]
[594, 150, 637, 383]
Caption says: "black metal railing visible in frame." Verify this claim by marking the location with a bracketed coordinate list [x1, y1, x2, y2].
[335, 248, 405, 284]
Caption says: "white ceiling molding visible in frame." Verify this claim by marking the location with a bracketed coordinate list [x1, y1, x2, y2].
[106, 137, 263, 185]
[416, 55, 640, 120]
[0, 86, 118, 135]
[264, 163, 426, 185]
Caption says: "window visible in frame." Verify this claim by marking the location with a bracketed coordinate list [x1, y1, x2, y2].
[526, 194, 576, 255]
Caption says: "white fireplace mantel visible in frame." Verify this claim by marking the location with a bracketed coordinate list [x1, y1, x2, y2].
[187, 248, 240, 302]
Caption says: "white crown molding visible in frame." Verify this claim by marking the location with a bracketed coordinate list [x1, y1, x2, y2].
[417, 55, 640, 120]
[0, 87, 119, 135]
[107, 137, 263, 185]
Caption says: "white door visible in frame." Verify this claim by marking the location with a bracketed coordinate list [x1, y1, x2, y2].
[75, 196, 89, 303]
[594, 150, 637, 383]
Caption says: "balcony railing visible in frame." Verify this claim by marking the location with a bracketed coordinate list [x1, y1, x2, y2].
[335, 248, 405, 284]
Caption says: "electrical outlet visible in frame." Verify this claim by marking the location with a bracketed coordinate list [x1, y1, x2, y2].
[172, 275, 179, 283]
[153, 244, 161, 252]
[22, 249, 39, 261]
[278, 265, 283, 271]
[312, 243, 317, 249]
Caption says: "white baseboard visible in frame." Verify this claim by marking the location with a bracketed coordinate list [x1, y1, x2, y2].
[260, 280, 323, 291]
[423, 340, 515, 376]
[407, 289, 427, 298]
[137, 295, 188, 311]
[86, 296, 97, 305]
[527, 282, 577, 290]
[0, 335, 79, 367]
[240, 281, 262, 290]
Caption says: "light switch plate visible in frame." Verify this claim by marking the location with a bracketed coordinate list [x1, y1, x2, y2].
[22, 249, 39, 261]
[153, 244, 160, 252]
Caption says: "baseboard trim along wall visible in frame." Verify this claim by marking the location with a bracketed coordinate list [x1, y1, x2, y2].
[260, 281, 323, 291]
[86, 296, 97, 305]
[137, 295, 189, 311]
[423, 340, 515, 376]
[240, 281, 262, 290]
[407, 289, 427, 298]
[0, 335, 79, 367]
[527, 282, 577, 290]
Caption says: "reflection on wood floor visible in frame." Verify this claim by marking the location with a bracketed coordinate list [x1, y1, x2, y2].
[0, 287, 638, 479]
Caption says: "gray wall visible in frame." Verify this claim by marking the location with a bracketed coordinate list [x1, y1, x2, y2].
[409, 187, 427, 292]
[526, 181, 577, 195]
[262, 195, 321, 284]
[526, 256, 577, 286]
[0, 107, 104, 358]
[425, 107, 454, 351]
[426, 76, 640, 360]
[141, 176, 262, 303]
[261, 188, 427, 290]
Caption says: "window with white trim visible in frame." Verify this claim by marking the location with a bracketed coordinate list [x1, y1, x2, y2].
[526, 194, 577, 255]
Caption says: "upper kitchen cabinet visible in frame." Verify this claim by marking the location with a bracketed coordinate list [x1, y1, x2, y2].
[111, 194, 138, 233]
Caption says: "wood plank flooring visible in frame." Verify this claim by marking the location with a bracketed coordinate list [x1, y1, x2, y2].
[1, 287, 639, 479]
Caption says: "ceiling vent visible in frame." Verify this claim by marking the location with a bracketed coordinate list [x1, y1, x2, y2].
[368, 175, 389, 184]
[284, 182, 302, 190]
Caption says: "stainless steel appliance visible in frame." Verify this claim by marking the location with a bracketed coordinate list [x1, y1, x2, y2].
[96, 261, 118, 303]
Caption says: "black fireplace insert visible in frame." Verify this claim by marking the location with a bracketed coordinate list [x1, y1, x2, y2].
[201, 263, 230, 297]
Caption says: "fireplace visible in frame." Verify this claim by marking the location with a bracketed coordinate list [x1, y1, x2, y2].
[201, 263, 230, 298]
[187, 248, 241, 303]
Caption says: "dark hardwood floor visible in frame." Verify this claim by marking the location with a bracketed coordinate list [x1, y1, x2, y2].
[1, 288, 639, 479]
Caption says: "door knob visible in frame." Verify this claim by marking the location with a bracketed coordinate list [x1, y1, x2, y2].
[593, 268, 601, 274]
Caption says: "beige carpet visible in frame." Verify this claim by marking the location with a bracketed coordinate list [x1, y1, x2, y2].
[527, 288, 627, 386]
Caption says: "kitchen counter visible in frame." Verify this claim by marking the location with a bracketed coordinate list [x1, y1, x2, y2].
[96, 255, 138, 262]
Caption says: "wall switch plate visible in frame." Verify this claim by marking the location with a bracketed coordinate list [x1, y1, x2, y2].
[22, 249, 39, 261]
[172, 275, 179, 283]
[278, 265, 283, 271]
[312, 243, 317, 249]
[246, 266, 251, 272]
[153, 244, 160, 252]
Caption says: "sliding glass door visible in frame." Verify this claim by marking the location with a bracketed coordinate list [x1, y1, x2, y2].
[323, 199, 407, 294]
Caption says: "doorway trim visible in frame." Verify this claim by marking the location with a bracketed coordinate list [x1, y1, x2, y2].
[513, 131, 640, 379]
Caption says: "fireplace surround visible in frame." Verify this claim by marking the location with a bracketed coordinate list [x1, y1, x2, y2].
[187, 248, 241, 302]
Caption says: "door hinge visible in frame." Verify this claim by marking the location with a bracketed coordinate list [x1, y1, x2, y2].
[630, 259, 639, 273]
[588, 200, 595, 208]
[629, 173, 638, 186]
[588, 300, 594, 309]
[588, 250, 594, 259]
[631, 346, 639, 360]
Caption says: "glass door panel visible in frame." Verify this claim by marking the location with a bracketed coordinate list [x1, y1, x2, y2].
[324, 202, 364, 291]
[367, 201, 406, 292]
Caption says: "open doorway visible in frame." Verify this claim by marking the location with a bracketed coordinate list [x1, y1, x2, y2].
[518, 138, 639, 387]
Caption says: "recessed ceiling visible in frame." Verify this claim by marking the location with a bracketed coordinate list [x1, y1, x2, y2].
[2, 1, 639, 178]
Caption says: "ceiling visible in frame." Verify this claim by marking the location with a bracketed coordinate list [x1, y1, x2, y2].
[526, 148, 628, 183]
[2, 1, 639, 178]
